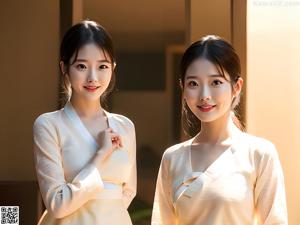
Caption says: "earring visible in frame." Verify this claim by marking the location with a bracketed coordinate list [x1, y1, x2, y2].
[232, 95, 236, 101]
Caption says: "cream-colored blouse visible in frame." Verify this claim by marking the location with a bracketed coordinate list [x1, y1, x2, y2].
[33, 102, 136, 221]
[152, 131, 287, 225]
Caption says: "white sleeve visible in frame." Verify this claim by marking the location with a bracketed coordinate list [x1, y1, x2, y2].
[254, 142, 288, 225]
[33, 116, 104, 219]
[151, 153, 178, 225]
[122, 123, 137, 208]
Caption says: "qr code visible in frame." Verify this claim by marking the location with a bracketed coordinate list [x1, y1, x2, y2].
[0, 206, 19, 225]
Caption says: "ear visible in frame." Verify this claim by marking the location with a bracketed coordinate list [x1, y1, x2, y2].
[59, 61, 67, 75]
[180, 79, 187, 101]
[179, 79, 184, 90]
[233, 77, 243, 97]
[113, 62, 117, 70]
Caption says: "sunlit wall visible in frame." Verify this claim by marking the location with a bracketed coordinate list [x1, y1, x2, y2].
[247, 1, 300, 224]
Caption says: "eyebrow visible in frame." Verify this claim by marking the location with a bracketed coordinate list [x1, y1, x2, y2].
[75, 59, 111, 63]
[185, 74, 223, 79]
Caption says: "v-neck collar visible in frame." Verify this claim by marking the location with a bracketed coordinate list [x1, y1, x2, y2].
[64, 101, 115, 150]
[186, 130, 244, 178]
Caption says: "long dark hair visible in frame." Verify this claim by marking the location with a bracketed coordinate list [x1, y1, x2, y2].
[180, 35, 244, 137]
[59, 20, 116, 107]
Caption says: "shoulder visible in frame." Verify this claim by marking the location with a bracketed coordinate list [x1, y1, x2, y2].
[162, 139, 191, 162]
[33, 110, 64, 144]
[244, 133, 275, 153]
[158, 140, 191, 172]
[33, 110, 62, 129]
[108, 112, 135, 129]
[241, 133, 279, 166]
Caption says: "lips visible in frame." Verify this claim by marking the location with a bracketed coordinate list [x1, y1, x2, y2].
[83, 86, 100, 92]
[197, 104, 216, 112]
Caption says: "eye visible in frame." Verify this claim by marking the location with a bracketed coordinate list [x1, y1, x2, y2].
[76, 64, 86, 71]
[99, 64, 109, 69]
[187, 80, 198, 87]
[211, 79, 223, 86]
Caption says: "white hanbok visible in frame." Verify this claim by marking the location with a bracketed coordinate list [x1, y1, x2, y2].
[152, 131, 287, 225]
[33, 102, 136, 225]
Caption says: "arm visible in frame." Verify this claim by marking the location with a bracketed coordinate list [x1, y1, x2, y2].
[254, 142, 288, 225]
[122, 123, 137, 208]
[151, 153, 178, 225]
[33, 116, 104, 219]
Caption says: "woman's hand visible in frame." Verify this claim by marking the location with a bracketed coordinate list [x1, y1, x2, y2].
[100, 128, 123, 151]
[92, 128, 123, 166]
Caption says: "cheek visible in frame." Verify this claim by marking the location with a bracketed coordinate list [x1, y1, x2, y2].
[184, 89, 198, 103]
[68, 68, 83, 82]
[99, 71, 112, 83]
[212, 87, 233, 104]
[70, 76, 84, 87]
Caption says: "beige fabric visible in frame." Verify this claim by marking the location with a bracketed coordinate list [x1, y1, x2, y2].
[37, 199, 132, 225]
[33, 102, 136, 224]
[152, 131, 287, 225]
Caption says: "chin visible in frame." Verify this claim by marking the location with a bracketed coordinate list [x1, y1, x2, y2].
[83, 95, 102, 102]
[192, 110, 223, 122]
[198, 112, 231, 124]
[197, 116, 218, 123]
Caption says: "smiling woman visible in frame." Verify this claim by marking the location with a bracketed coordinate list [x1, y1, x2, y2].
[59, 20, 116, 107]
[62, 43, 113, 103]
[33, 20, 136, 225]
[151, 35, 287, 225]
[180, 35, 243, 137]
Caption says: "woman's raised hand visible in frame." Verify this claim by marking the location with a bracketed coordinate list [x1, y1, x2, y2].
[92, 128, 123, 166]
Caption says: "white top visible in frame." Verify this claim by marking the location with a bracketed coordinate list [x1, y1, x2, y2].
[152, 131, 287, 225]
[33, 102, 136, 219]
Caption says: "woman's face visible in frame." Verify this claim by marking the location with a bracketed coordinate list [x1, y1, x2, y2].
[183, 58, 240, 123]
[65, 43, 113, 102]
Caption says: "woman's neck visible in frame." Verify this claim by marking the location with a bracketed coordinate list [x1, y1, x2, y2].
[195, 111, 238, 145]
[70, 96, 103, 118]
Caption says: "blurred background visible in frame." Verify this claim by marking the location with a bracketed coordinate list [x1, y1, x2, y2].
[0, 0, 299, 224]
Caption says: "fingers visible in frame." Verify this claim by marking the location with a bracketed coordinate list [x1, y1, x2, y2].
[95, 128, 123, 164]
[111, 133, 123, 148]
[104, 128, 123, 149]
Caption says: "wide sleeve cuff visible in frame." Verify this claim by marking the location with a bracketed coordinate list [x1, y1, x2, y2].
[71, 163, 104, 194]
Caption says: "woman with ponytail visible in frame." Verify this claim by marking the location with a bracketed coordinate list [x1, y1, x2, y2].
[33, 20, 136, 225]
[152, 35, 287, 225]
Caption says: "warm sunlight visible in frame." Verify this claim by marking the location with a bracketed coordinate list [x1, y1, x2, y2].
[253, 212, 258, 225]
[247, 0, 300, 224]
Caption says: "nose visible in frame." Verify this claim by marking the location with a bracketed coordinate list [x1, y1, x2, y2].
[87, 68, 98, 83]
[199, 85, 211, 101]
